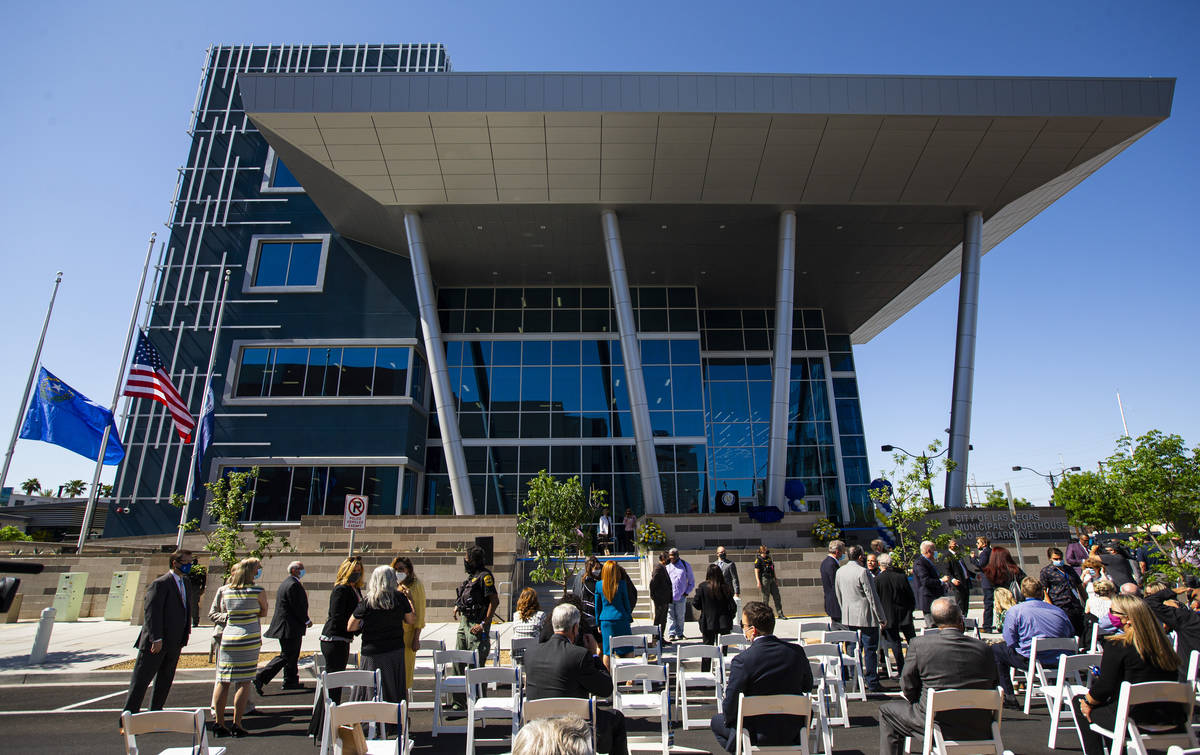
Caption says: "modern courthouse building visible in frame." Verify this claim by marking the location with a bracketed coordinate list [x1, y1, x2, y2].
[106, 43, 1173, 539]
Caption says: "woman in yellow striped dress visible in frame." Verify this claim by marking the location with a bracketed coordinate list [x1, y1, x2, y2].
[210, 557, 267, 737]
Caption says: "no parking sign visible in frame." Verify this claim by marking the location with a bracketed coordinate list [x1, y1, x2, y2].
[343, 494, 368, 530]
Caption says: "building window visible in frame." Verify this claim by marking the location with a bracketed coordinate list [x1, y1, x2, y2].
[233, 344, 418, 399]
[244, 234, 330, 293]
[220, 464, 409, 520]
[260, 147, 305, 193]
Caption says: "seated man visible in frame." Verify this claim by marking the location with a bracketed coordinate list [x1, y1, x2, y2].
[878, 597, 1000, 754]
[991, 576, 1075, 705]
[711, 601, 814, 754]
[524, 603, 628, 755]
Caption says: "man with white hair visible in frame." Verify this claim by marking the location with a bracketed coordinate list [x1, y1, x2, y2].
[524, 603, 628, 755]
[255, 560, 311, 694]
[820, 540, 845, 626]
[913, 540, 945, 628]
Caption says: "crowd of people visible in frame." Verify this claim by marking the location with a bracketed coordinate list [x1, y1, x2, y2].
[118, 534, 1200, 754]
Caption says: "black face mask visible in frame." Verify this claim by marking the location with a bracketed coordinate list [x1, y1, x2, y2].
[464, 561, 472, 574]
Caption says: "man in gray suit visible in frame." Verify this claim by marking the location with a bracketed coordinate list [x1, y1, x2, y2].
[834, 544, 886, 692]
[877, 597, 1000, 754]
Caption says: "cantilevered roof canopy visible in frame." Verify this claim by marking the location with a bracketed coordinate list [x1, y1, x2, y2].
[239, 72, 1173, 341]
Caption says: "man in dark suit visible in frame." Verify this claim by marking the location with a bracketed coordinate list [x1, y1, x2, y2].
[525, 603, 628, 755]
[120, 550, 193, 719]
[913, 540, 945, 628]
[878, 597, 1000, 754]
[819, 539, 845, 627]
[254, 561, 310, 693]
[711, 601, 814, 754]
[941, 538, 972, 615]
[973, 536, 994, 632]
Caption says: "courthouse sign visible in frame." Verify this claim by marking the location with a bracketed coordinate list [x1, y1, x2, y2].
[925, 507, 1070, 543]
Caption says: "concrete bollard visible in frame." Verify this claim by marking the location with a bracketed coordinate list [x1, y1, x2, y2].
[29, 607, 55, 664]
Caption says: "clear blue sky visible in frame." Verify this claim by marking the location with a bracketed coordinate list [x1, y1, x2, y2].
[1, 0, 1196, 504]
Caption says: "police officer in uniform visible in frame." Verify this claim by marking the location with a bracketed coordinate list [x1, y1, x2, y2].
[452, 544, 499, 708]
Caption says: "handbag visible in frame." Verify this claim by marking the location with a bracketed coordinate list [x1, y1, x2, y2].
[336, 723, 368, 755]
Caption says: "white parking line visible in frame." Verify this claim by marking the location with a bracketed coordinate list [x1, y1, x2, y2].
[57, 690, 125, 710]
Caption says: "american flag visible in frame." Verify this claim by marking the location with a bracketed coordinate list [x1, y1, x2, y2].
[124, 331, 195, 442]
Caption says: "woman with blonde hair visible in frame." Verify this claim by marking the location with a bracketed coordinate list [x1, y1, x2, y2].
[347, 565, 414, 706]
[595, 560, 633, 669]
[1086, 578, 1118, 634]
[992, 586, 1018, 633]
[211, 557, 267, 737]
[1072, 594, 1187, 755]
[511, 587, 546, 639]
[390, 555, 426, 690]
[320, 557, 364, 691]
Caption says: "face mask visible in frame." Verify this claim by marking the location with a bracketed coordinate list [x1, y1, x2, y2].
[395, 570, 407, 581]
[353, 572, 363, 583]
[592, 569, 602, 578]
[255, 569, 263, 581]
[1052, 559, 1063, 566]
[178, 562, 192, 574]
[1109, 612, 1124, 630]
[464, 561, 472, 574]
[717, 554, 727, 561]
[298, 569, 306, 579]
[1085, 568, 1096, 576]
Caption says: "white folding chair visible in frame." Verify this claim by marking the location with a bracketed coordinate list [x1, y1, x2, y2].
[631, 624, 663, 659]
[676, 644, 724, 729]
[821, 630, 866, 701]
[320, 699, 409, 755]
[1188, 650, 1199, 702]
[432, 649, 477, 736]
[489, 630, 501, 666]
[613, 663, 670, 755]
[805, 643, 848, 728]
[1045, 653, 1101, 748]
[317, 670, 384, 746]
[1166, 747, 1200, 755]
[465, 666, 520, 754]
[121, 708, 225, 755]
[609, 634, 650, 676]
[962, 618, 982, 640]
[1089, 681, 1197, 755]
[410, 639, 445, 706]
[806, 660, 835, 755]
[915, 686, 1009, 755]
[521, 696, 597, 751]
[311, 651, 327, 680]
[733, 692, 813, 755]
[1089, 622, 1103, 653]
[1023, 637, 1078, 714]
[510, 637, 539, 667]
[719, 633, 751, 681]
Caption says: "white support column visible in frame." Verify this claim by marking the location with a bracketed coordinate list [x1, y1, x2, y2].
[403, 210, 475, 516]
[766, 210, 797, 511]
[944, 210, 983, 510]
[600, 210, 664, 515]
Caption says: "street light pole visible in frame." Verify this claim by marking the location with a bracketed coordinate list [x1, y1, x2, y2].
[1011, 465, 1081, 502]
[881, 444, 945, 508]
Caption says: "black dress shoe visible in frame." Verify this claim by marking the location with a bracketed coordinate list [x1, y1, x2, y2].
[211, 724, 231, 738]
[231, 725, 250, 738]
[280, 682, 309, 691]
[252, 677, 264, 696]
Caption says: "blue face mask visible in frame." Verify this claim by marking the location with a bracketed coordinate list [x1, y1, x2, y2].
[255, 569, 263, 581]
[298, 569, 306, 579]
[1052, 559, 1063, 566]
[179, 562, 192, 574]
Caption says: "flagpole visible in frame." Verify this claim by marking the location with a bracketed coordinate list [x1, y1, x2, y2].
[176, 268, 230, 550]
[77, 233, 156, 553]
[0, 272, 64, 496]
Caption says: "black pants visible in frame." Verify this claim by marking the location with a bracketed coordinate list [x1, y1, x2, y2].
[257, 636, 302, 687]
[320, 639, 351, 702]
[653, 601, 669, 638]
[711, 712, 805, 754]
[980, 586, 994, 631]
[880, 623, 915, 674]
[596, 708, 629, 755]
[121, 643, 183, 714]
[991, 643, 1028, 695]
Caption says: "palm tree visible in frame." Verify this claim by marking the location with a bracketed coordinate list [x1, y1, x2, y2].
[62, 480, 87, 498]
[98, 484, 114, 497]
[19, 478, 40, 496]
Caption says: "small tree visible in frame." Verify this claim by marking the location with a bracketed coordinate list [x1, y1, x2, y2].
[171, 467, 290, 580]
[517, 470, 605, 586]
[1054, 470, 1126, 530]
[982, 489, 1032, 509]
[62, 479, 87, 498]
[869, 440, 963, 571]
[0, 526, 32, 542]
[19, 478, 40, 496]
[97, 484, 114, 497]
